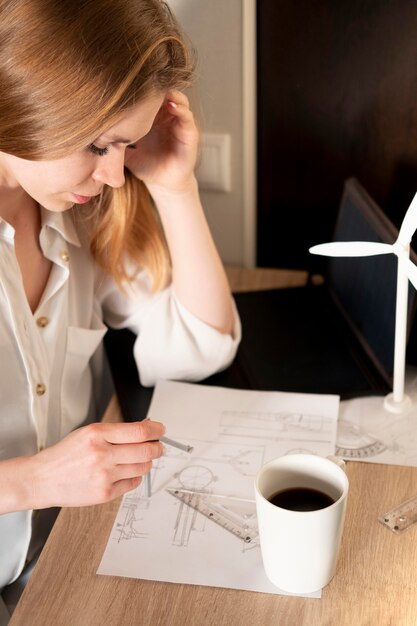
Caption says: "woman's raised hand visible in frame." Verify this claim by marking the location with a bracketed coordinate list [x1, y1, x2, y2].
[125, 90, 199, 195]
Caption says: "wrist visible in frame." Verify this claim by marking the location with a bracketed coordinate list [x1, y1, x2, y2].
[146, 175, 199, 203]
[0, 455, 39, 513]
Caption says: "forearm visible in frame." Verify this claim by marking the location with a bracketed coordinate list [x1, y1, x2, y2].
[148, 177, 235, 335]
[0, 455, 36, 514]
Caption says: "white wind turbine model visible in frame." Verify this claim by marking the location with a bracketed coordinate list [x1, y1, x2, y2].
[309, 191, 417, 413]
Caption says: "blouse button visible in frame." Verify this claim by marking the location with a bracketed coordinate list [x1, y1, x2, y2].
[60, 250, 70, 262]
[36, 383, 47, 396]
[37, 316, 49, 328]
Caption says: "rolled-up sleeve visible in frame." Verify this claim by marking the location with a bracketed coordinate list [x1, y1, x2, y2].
[98, 270, 241, 386]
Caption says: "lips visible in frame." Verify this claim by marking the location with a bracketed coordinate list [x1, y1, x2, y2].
[72, 193, 97, 204]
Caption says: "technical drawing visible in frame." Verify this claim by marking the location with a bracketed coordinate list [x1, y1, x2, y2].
[174, 465, 216, 490]
[114, 453, 187, 543]
[191, 441, 265, 477]
[115, 486, 151, 542]
[220, 409, 335, 444]
[98, 380, 339, 595]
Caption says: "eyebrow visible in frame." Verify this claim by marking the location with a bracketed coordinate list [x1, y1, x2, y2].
[103, 137, 134, 145]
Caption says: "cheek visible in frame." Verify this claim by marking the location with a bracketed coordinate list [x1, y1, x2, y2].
[13, 163, 51, 193]
[34, 160, 92, 191]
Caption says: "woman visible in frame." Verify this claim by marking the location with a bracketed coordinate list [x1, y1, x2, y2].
[0, 0, 240, 613]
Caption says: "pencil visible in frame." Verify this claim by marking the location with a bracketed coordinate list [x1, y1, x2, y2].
[160, 436, 194, 454]
[144, 436, 193, 498]
[144, 472, 151, 498]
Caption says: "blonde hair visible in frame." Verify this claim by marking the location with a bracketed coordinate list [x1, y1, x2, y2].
[0, 0, 195, 289]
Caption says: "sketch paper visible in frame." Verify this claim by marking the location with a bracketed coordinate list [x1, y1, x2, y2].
[337, 368, 417, 465]
[98, 381, 340, 598]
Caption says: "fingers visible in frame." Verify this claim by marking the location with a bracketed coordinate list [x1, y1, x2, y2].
[164, 91, 196, 132]
[147, 91, 191, 131]
[111, 440, 164, 465]
[111, 475, 143, 500]
[108, 461, 154, 502]
[90, 420, 165, 476]
[114, 461, 153, 481]
[100, 419, 165, 445]
[166, 89, 189, 108]
[165, 98, 194, 125]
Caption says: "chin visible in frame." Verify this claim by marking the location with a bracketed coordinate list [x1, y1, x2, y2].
[41, 199, 75, 212]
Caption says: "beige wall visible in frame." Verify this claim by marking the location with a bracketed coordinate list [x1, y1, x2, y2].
[168, 0, 252, 266]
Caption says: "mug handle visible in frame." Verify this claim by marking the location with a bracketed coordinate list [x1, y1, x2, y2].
[326, 455, 346, 472]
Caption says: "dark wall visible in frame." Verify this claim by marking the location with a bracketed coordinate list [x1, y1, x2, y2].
[257, 0, 417, 270]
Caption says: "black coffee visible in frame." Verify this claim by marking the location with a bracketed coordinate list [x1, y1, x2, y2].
[268, 487, 335, 512]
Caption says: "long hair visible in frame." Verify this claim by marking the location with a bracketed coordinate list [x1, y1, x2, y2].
[0, 0, 195, 289]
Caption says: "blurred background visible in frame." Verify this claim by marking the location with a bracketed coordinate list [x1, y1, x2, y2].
[169, 1, 417, 272]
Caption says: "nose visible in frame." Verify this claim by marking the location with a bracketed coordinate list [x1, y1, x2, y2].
[92, 149, 125, 188]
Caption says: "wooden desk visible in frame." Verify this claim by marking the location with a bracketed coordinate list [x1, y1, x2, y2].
[10, 268, 417, 626]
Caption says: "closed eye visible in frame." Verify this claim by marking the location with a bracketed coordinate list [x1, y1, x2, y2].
[87, 143, 109, 157]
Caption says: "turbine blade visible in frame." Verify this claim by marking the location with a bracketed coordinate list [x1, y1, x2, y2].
[309, 241, 393, 257]
[398, 190, 417, 244]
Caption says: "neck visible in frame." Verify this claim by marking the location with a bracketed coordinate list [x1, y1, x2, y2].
[0, 152, 37, 226]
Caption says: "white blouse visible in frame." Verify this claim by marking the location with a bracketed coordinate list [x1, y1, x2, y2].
[0, 208, 241, 589]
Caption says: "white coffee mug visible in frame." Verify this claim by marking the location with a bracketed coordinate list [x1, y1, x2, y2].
[254, 453, 349, 594]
